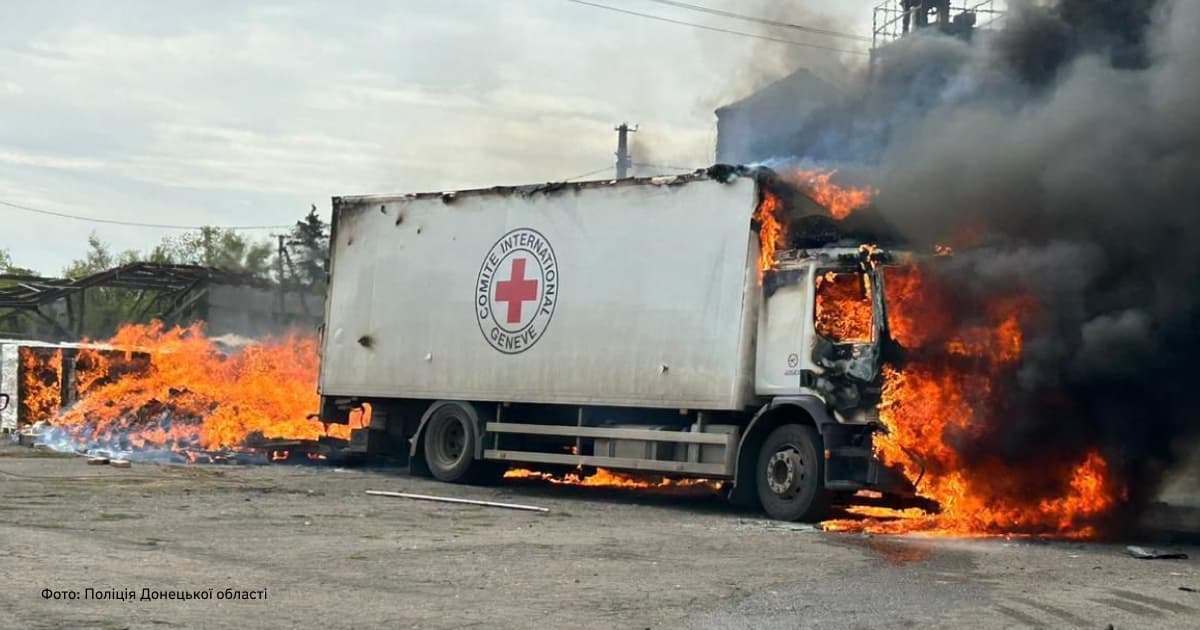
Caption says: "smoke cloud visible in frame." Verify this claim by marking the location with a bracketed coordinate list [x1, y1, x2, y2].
[729, 0, 1200, 528]
[699, 0, 862, 112]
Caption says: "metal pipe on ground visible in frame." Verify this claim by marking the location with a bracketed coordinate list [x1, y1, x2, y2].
[365, 490, 548, 513]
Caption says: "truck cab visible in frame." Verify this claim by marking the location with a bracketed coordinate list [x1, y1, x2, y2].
[742, 245, 914, 520]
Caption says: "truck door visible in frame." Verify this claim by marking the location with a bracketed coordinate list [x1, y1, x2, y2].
[812, 267, 883, 380]
[756, 267, 813, 396]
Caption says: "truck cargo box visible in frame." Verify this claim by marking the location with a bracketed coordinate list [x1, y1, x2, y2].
[320, 172, 762, 411]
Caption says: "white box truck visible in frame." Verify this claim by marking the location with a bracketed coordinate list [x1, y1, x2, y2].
[318, 165, 916, 521]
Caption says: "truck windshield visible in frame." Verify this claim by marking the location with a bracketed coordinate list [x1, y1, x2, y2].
[814, 270, 874, 343]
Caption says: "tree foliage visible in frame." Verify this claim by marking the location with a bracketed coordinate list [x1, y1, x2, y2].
[148, 227, 274, 277]
[284, 205, 330, 290]
[0, 247, 36, 276]
[63, 235, 139, 280]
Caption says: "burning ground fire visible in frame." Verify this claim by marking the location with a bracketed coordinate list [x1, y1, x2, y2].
[30, 322, 356, 462]
[504, 467, 722, 492]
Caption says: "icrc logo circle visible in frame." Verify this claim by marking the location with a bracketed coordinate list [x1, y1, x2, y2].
[475, 228, 558, 354]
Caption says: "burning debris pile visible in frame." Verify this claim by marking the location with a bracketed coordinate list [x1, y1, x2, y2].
[745, 0, 1200, 537]
[32, 322, 350, 462]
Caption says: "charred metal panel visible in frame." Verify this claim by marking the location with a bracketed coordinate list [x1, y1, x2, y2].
[0, 343, 17, 431]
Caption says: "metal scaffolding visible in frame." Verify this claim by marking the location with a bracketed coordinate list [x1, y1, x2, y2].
[871, 0, 1007, 52]
[0, 263, 268, 340]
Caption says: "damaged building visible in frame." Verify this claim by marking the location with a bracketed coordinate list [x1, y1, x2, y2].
[715, 1, 1006, 167]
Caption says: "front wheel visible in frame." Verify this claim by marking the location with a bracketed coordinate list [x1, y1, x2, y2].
[756, 424, 830, 522]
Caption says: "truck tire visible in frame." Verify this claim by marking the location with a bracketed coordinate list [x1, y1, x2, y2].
[756, 424, 830, 522]
[423, 402, 481, 483]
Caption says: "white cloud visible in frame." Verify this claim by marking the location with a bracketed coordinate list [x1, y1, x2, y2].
[0, 1, 875, 274]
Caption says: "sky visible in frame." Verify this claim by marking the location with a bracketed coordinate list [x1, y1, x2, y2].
[0, 0, 880, 275]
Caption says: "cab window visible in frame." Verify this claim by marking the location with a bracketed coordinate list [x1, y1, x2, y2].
[814, 270, 874, 343]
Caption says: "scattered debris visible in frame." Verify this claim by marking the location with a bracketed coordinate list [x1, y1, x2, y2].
[771, 522, 820, 532]
[1126, 545, 1189, 560]
[1180, 586, 1197, 593]
[733, 519, 824, 533]
[365, 490, 549, 513]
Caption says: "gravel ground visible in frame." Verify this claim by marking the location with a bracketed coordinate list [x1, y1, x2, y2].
[0, 443, 1197, 629]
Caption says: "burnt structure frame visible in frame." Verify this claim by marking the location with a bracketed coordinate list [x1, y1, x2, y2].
[0, 263, 270, 341]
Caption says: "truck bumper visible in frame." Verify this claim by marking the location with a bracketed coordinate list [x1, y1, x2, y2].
[825, 448, 915, 495]
[820, 424, 917, 496]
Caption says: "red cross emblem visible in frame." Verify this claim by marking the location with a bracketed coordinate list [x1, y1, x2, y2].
[495, 258, 539, 324]
[476, 228, 558, 354]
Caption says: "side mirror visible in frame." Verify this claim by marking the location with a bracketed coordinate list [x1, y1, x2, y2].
[0, 393, 9, 411]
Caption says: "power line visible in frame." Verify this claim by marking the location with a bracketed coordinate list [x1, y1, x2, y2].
[0, 199, 291, 231]
[562, 165, 615, 181]
[642, 0, 871, 42]
[564, 0, 870, 56]
[633, 162, 698, 172]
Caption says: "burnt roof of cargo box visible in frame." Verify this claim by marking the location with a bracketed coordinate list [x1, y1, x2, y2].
[332, 164, 773, 206]
[332, 164, 907, 249]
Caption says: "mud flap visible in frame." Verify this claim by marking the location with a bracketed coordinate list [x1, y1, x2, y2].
[821, 444, 918, 497]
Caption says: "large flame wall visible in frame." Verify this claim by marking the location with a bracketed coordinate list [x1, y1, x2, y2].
[47, 322, 347, 454]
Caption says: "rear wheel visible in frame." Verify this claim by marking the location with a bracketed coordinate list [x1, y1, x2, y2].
[423, 403, 479, 482]
[756, 424, 830, 522]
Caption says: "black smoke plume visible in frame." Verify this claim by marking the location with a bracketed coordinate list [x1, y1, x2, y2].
[737, 0, 1200, 530]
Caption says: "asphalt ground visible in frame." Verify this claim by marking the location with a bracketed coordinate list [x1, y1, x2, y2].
[1, 444, 1197, 629]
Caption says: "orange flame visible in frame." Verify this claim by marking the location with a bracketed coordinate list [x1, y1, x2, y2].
[47, 322, 348, 454]
[755, 189, 786, 271]
[792, 170, 874, 220]
[822, 262, 1119, 537]
[504, 467, 721, 491]
[814, 271, 874, 342]
[19, 348, 62, 424]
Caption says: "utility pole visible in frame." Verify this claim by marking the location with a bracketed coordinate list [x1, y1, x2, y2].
[615, 123, 637, 178]
[276, 234, 286, 322]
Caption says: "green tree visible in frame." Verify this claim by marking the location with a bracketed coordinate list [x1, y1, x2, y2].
[61, 234, 143, 336]
[285, 205, 329, 290]
[63, 235, 138, 279]
[149, 227, 273, 277]
[0, 247, 37, 276]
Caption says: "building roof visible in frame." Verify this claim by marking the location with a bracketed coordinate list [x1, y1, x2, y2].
[715, 67, 841, 118]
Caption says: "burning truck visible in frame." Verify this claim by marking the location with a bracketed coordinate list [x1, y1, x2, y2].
[317, 165, 930, 522]
[18, 163, 1117, 535]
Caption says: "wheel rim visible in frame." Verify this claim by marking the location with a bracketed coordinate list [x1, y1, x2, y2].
[765, 445, 805, 499]
[431, 414, 468, 468]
